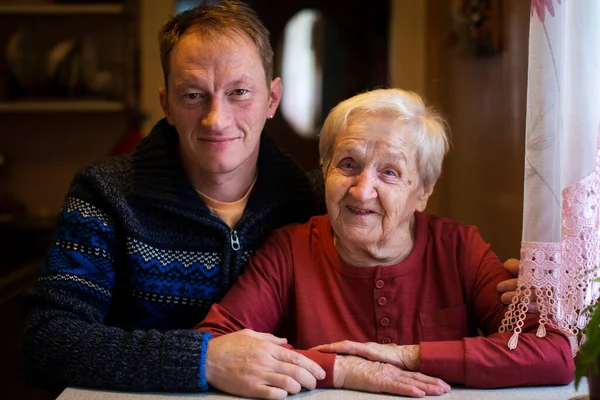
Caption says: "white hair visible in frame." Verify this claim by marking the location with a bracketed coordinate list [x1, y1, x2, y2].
[319, 88, 450, 188]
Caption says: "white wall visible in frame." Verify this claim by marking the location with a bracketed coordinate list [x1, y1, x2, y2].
[388, 0, 427, 94]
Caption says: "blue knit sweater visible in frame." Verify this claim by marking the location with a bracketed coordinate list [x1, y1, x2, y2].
[22, 119, 323, 392]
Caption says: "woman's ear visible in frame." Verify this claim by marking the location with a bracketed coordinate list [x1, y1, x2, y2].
[416, 184, 434, 212]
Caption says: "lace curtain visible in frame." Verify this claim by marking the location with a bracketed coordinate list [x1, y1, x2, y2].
[499, 0, 600, 354]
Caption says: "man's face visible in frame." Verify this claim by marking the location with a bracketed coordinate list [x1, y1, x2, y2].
[160, 30, 281, 176]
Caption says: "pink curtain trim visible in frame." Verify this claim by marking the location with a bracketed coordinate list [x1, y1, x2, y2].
[499, 136, 600, 356]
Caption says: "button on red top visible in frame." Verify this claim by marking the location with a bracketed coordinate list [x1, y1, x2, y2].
[377, 296, 387, 306]
[380, 317, 390, 326]
[381, 337, 392, 344]
[375, 280, 384, 289]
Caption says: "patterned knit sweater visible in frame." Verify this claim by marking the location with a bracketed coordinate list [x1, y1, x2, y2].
[21, 119, 323, 392]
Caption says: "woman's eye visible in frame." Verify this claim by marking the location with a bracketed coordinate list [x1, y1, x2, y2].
[340, 160, 355, 169]
[382, 169, 398, 177]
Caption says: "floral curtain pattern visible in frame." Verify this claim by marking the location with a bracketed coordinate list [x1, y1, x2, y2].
[499, 0, 600, 354]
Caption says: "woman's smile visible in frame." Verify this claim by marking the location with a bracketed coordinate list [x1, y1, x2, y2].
[346, 205, 376, 216]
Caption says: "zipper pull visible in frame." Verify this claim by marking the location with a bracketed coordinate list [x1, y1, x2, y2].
[230, 230, 241, 251]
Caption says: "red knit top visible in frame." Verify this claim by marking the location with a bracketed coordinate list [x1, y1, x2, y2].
[197, 213, 574, 388]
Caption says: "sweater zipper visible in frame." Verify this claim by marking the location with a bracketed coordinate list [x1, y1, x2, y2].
[228, 203, 273, 252]
[230, 229, 241, 251]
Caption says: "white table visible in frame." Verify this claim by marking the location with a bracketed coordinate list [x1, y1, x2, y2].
[57, 380, 590, 400]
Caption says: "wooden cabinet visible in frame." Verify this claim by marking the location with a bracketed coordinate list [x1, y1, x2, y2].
[0, 0, 139, 113]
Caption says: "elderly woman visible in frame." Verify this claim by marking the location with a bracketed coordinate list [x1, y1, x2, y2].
[197, 88, 574, 397]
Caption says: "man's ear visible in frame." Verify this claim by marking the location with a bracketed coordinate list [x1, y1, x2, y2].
[159, 87, 174, 125]
[416, 184, 435, 212]
[267, 77, 282, 118]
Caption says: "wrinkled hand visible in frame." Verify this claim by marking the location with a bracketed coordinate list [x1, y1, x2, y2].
[311, 340, 420, 371]
[205, 329, 326, 400]
[497, 258, 538, 313]
[333, 355, 450, 397]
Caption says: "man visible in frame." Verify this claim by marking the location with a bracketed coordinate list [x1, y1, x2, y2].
[22, 1, 522, 398]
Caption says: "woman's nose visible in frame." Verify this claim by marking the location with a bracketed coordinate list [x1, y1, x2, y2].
[202, 98, 231, 131]
[348, 170, 377, 202]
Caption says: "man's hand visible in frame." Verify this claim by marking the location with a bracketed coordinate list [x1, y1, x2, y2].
[205, 329, 326, 400]
[497, 258, 520, 305]
[311, 340, 420, 371]
[497, 258, 538, 313]
[333, 355, 450, 397]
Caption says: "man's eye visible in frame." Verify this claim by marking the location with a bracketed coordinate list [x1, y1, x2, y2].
[184, 93, 201, 100]
[231, 89, 248, 96]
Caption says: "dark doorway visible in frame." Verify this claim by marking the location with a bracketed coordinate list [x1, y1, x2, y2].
[250, 0, 390, 171]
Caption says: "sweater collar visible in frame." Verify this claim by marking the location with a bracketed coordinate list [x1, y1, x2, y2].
[130, 118, 314, 213]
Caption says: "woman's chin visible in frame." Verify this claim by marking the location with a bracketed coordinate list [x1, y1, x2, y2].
[338, 233, 376, 250]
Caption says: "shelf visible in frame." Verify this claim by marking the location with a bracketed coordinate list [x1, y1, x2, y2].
[0, 99, 127, 112]
[0, 3, 126, 15]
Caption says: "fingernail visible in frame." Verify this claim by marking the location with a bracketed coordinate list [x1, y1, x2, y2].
[318, 370, 326, 380]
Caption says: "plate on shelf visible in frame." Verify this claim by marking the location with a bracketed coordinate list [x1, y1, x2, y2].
[5, 26, 45, 97]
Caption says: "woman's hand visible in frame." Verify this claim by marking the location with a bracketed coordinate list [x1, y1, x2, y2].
[333, 355, 450, 397]
[497, 258, 538, 313]
[311, 340, 420, 371]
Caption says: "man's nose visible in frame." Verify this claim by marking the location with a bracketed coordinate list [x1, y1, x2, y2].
[348, 170, 377, 202]
[202, 98, 231, 131]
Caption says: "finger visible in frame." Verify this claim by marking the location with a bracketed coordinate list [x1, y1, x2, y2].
[500, 290, 517, 304]
[247, 382, 289, 400]
[355, 360, 448, 397]
[226, 376, 289, 400]
[273, 360, 319, 390]
[381, 382, 426, 398]
[404, 371, 451, 392]
[311, 340, 356, 353]
[528, 303, 539, 314]
[503, 258, 520, 276]
[500, 289, 541, 310]
[314, 341, 401, 367]
[274, 346, 326, 380]
[376, 377, 426, 398]
[530, 292, 539, 302]
[262, 372, 302, 395]
[313, 340, 377, 357]
[497, 278, 518, 294]
[242, 329, 288, 345]
[392, 377, 446, 396]
[350, 363, 429, 397]
[313, 342, 369, 359]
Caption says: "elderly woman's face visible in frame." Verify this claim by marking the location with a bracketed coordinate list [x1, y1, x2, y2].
[325, 113, 432, 255]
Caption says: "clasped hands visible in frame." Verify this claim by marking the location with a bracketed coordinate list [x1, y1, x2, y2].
[205, 329, 449, 400]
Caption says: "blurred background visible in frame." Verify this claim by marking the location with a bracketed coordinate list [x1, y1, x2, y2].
[0, 0, 527, 398]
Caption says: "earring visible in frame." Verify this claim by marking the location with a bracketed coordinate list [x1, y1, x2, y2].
[268, 115, 274, 119]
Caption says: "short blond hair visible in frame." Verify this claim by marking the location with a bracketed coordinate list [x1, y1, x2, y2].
[159, 0, 273, 89]
[319, 88, 450, 188]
